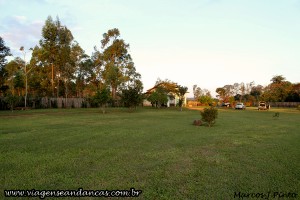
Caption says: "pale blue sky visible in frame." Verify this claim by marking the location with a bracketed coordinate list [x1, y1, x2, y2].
[1, 0, 299, 97]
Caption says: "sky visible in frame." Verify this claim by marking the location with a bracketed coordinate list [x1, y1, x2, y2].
[1, 0, 299, 97]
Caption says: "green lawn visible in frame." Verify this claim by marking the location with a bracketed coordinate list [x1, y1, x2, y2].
[0, 107, 299, 199]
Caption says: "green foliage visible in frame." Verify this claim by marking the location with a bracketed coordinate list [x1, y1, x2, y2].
[0, 36, 11, 69]
[200, 106, 218, 127]
[0, 37, 11, 96]
[250, 85, 263, 100]
[262, 77, 293, 102]
[177, 85, 188, 111]
[216, 87, 227, 102]
[147, 86, 168, 108]
[198, 95, 214, 106]
[271, 75, 285, 84]
[4, 93, 19, 111]
[155, 79, 178, 94]
[93, 88, 110, 113]
[96, 28, 142, 103]
[120, 86, 143, 109]
[36, 16, 77, 97]
[14, 71, 24, 89]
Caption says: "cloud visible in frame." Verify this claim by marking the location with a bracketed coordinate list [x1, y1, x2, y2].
[0, 15, 43, 57]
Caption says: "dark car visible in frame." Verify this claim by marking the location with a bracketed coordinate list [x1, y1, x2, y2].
[221, 102, 230, 108]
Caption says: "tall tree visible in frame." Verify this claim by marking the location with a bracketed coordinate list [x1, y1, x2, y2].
[4, 58, 24, 96]
[74, 49, 93, 97]
[0, 37, 11, 95]
[216, 86, 233, 103]
[57, 24, 74, 99]
[286, 83, 300, 102]
[29, 46, 51, 96]
[37, 16, 75, 97]
[39, 16, 59, 96]
[262, 75, 292, 102]
[97, 28, 141, 105]
[0, 37, 11, 69]
[250, 85, 264, 101]
[271, 75, 285, 84]
[193, 84, 202, 100]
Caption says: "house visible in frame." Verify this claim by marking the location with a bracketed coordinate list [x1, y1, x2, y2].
[143, 82, 187, 107]
[186, 97, 200, 107]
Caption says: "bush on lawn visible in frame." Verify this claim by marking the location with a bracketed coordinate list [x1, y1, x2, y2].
[200, 106, 218, 127]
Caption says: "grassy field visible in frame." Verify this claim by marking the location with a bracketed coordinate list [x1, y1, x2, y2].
[0, 107, 299, 199]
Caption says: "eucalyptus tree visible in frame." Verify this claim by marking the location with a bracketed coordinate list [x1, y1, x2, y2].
[193, 85, 202, 100]
[271, 75, 285, 84]
[216, 87, 226, 102]
[250, 85, 263, 101]
[56, 24, 75, 99]
[0, 36, 11, 95]
[0, 37, 11, 69]
[95, 28, 142, 105]
[37, 16, 75, 97]
[39, 16, 59, 96]
[72, 42, 93, 97]
[4, 58, 24, 96]
[29, 46, 51, 96]
[263, 75, 292, 102]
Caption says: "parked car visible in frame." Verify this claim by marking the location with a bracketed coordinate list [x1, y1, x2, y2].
[258, 101, 270, 110]
[235, 102, 245, 110]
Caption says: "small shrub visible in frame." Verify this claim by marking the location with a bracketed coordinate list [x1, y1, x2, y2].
[273, 112, 279, 119]
[297, 105, 300, 111]
[200, 106, 218, 127]
[4, 94, 20, 112]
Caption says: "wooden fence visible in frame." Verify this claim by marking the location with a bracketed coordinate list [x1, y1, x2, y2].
[40, 97, 87, 108]
[268, 102, 300, 108]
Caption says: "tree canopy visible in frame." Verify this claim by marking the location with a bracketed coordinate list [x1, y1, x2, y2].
[0, 36, 11, 69]
[0, 16, 144, 109]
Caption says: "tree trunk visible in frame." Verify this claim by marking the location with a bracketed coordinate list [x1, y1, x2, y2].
[52, 63, 54, 97]
[101, 104, 106, 114]
[111, 85, 117, 107]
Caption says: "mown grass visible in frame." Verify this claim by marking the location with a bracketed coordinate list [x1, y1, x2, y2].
[0, 107, 299, 199]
